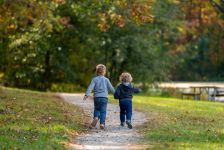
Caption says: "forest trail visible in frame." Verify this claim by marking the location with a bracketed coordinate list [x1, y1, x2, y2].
[59, 93, 149, 150]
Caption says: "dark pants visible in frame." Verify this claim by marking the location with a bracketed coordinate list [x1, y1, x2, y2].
[93, 97, 108, 125]
[119, 99, 132, 123]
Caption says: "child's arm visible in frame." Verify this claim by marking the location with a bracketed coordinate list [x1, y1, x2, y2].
[132, 85, 141, 93]
[84, 79, 95, 100]
[106, 78, 115, 94]
[114, 86, 121, 99]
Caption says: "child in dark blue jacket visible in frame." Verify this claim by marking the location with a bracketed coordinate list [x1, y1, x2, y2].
[114, 72, 141, 129]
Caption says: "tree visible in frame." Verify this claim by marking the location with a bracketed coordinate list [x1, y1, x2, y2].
[0, 0, 75, 89]
[210, 0, 224, 13]
[170, 0, 224, 81]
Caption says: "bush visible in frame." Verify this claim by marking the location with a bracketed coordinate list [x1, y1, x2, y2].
[145, 87, 181, 98]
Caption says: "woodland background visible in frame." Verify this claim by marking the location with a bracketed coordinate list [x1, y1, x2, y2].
[0, 0, 224, 91]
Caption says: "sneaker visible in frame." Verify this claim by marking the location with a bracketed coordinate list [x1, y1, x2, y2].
[90, 118, 98, 129]
[100, 124, 105, 130]
[126, 121, 132, 129]
[120, 122, 125, 127]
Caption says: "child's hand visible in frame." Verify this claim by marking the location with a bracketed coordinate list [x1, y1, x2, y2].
[83, 95, 88, 101]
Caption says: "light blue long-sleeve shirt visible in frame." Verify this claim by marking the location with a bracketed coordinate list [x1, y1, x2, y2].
[85, 76, 115, 98]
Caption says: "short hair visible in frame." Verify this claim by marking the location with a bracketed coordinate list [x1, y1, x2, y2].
[119, 72, 133, 82]
[96, 64, 106, 75]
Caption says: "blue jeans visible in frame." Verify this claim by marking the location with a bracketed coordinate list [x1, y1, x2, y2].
[119, 99, 132, 123]
[93, 97, 108, 125]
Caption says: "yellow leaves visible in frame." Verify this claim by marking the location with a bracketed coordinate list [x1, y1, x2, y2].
[110, 13, 126, 28]
[97, 0, 154, 32]
[7, 24, 16, 30]
[131, 1, 154, 25]
[116, 0, 128, 9]
[99, 13, 107, 22]
[98, 23, 110, 32]
[177, 27, 185, 34]
[98, 13, 110, 32]
[184, 0, 221, 27]
[200, 7, 218, 25]
[98, 12, 126, 32]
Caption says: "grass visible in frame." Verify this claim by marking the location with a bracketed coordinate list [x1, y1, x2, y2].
[0, 87, 85, 150]
[109, 95, 224, 149]
[126, 96, 224, 149]
[1, 86, 224, 149]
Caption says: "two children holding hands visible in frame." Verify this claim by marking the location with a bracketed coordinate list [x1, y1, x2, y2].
[84, 64, 141, 129]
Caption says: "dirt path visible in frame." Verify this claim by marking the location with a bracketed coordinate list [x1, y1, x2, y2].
[59, 93, 149, 150]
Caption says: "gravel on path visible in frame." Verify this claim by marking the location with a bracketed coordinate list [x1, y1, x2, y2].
[59, 93, 149, 150]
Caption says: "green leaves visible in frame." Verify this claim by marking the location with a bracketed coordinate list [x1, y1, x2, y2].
[1, 0, 224, 90]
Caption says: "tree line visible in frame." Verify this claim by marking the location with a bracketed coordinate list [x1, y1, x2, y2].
[0, 0, 224, 91]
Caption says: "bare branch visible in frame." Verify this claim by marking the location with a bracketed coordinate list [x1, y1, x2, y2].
[210, 0, 224, 13]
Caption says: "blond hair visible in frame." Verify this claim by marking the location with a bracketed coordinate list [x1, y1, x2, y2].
[96, 64, 106, 75]
[119, 72, 133, 82]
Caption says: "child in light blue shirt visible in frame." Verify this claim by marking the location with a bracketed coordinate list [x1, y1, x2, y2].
[84, 64, 115, 129]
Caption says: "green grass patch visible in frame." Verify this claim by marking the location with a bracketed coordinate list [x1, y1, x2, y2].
[0, 87, 85, 150]
[110, 96, 224, 149]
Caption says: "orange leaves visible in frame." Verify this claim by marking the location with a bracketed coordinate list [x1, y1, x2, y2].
[98, 13, 110, 32]
[184, 0, 222, 29]
[97, 0, 154, 32]
[218, 19, 224, 27]
[131, 1, 154, 25]
[115, 0, 128, 9]
[200, 5, 219, 25]
[98, 23, 110, 32]
[110, 13, 126, 28]
[98, 12, 126, 32]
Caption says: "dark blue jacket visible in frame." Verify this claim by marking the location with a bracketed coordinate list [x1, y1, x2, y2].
[114, 83, 141, 100]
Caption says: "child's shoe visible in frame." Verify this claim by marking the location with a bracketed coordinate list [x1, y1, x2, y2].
[120, 122, 125, 127]
[126, 120, 132, 129]
[89, 117, 98, 129]
[100, 124, 105, 130]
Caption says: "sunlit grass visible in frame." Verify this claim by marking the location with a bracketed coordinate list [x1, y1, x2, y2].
[133, 96, 224, 149]
[110, 95, 224, 149]
[0, 87, 85, 150]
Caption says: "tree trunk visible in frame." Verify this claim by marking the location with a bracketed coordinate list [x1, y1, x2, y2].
[42, 50, 51, 90]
